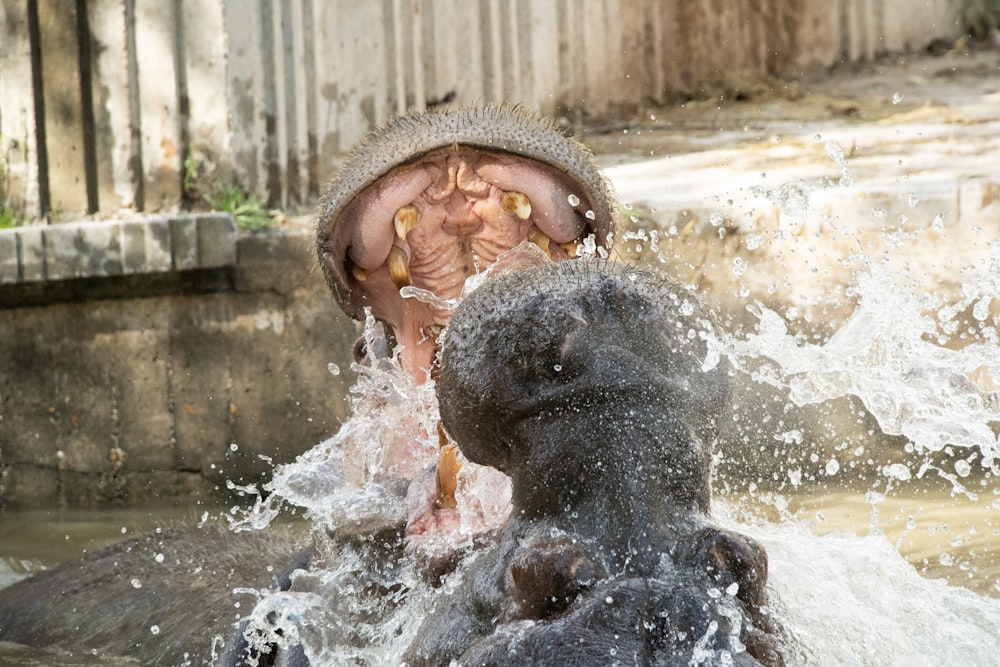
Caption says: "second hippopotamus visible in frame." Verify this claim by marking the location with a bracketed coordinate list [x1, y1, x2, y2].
[405, 258, 784, 666]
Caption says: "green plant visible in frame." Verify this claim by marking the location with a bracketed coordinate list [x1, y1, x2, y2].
[0, 168, 25, 228]
[204, 182, 275, 231]
[182, 153, 200, 199]
[959, 0, 1000, 37]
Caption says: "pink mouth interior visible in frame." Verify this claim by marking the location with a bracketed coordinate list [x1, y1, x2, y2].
[324, 147, 603, 382]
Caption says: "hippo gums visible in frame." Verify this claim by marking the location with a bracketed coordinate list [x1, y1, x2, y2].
[404, 259, 785, 666]
[0, 106, 616, 665]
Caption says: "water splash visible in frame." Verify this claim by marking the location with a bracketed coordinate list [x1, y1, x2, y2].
[723, 264, 1000, 477]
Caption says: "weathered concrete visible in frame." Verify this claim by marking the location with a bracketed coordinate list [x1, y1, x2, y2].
[598, 51, 1000, 332]
[0, 222, 358, 509]
[0, 0, 964, 218]
[0, 213, 235, 286]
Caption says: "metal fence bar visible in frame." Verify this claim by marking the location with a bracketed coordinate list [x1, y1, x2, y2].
[0, 0, 962, 222]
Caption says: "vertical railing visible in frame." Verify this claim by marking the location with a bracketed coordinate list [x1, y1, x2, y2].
[0, 0, 960, 223]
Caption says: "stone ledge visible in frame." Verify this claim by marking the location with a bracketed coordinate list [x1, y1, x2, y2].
[0, 213, 236, 286]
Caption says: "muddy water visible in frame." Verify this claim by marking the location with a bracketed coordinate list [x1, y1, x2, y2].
[725, 486, 1000, 597]
[0, 505, 224, 588]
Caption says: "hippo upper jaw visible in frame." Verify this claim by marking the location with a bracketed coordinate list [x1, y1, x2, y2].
[316, 105, 616, 381]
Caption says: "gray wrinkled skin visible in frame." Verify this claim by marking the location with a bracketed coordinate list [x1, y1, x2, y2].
[406, 259, 785, 666]
[0, 525, 310, 665]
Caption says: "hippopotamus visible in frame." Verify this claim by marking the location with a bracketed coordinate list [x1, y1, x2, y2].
[0, 105, 615, 665]
[404, 259, 784, 666]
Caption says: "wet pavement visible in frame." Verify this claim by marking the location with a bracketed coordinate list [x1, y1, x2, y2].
[585, 49, 1000, 328]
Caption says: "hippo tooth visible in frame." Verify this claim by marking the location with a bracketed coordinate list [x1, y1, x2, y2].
[436, 424, 461, 510]
[350, 260, 369, 282]
[394, 204, 418, 241]
[527, 224, 551, 257]
[561, 239, 581, 258]
[387, 245, 413, 288]
[501, 191, 532, 220]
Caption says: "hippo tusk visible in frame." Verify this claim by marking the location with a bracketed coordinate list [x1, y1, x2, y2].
[394, 204, 418, 241]
[526, 224, 551, 257]
[436, 424, 461, 510]
[561, 239, 581, 258]
[387, 246, 413, 288]
[349, 260, 369, 282]
[501, 191, 532, 220]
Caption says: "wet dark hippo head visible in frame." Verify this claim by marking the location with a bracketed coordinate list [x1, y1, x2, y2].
[438, 258, 724, 523]
[315, 105, 615, 381]
[405, 259, 784, 666]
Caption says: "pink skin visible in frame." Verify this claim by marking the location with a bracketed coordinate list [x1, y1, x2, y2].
[328, 148, 598, 541]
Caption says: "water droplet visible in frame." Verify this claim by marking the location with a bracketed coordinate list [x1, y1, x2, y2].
[131, 578, 142, 589]
[679, 301, 694, 316]
[585, 209, 596, 220]
[327, 362, 340, 376]
[907, 193, 919, 207]
[726, 582, 740, 596]
[150, 625, 160, 635]
[154, 552, 165, 563]
[229, 443, 239, 452]
[972, 296, 992, 321]
[825, 459, 840, 476]
[954, 460, 972, 477]
[892, 92, 903, 104]
[605, 596, 614, 604]
[872, 208, 887, 219]
[567, 194, 581, 207]
[732, 257, 747, 278]
[939, 552, 953, 566]
[885, 463, 911, 481]
[776, 181, 810, 217]
[709, 212, 723, 227]
[745, 233, 762, 250]
[824, 141, 844, 162]
[553, 364, 562, 372]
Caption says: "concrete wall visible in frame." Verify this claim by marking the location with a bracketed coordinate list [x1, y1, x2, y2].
[0, 0, 962, 219]
[0, 222, 359, 509]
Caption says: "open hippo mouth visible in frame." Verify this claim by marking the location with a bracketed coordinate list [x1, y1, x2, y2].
[315, 105, 615, 383]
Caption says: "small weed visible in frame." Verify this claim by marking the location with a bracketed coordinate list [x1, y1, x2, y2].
[204, 182, 275, 231]
[959, 0, 1000, 37]
[184, 149, 275, 231]
[0, 167, 25, 229]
